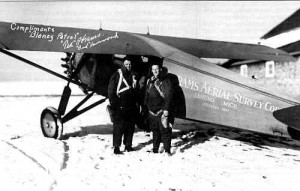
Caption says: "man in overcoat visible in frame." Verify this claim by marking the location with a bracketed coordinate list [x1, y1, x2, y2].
[144, 57, 174, 155]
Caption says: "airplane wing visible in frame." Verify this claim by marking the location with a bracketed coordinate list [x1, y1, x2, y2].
[0, 21, 296, 62]
[145, 34, 296, 62]
[262, 9, 300, 39]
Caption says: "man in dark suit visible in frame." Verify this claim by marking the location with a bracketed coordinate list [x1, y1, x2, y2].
[108, 56, 138, 154]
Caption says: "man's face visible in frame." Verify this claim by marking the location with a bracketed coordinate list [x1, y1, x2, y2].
[123, 60, 131, 71]
[152, 65, 161, 78]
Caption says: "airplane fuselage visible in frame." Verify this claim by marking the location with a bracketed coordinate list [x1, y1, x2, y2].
[74, 50, 300, 140]
[163, 51, 300, 139]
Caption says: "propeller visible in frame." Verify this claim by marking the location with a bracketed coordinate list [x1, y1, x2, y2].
[61, 52, 73, 76]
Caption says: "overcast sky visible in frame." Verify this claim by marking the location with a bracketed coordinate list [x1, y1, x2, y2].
[1, 1, 299, 42]
[0, 1, 299, 81]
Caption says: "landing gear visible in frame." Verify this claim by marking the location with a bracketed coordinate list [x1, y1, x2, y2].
[40, 53, 107, 139]
[40, 107, 63, 140]
[40, 87, 106, 140]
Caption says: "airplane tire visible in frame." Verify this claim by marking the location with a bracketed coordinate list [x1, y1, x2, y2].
[287, 126, 300, 141]
[40, 107, 63, 140]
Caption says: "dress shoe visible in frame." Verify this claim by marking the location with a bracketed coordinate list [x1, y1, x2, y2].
[164, 150, 172, 156]
[114, 147, 123, 155]
[152, 148, 158, 153]
[125, 146, 135, 152]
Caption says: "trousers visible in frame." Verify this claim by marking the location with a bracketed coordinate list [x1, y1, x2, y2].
[148, 112, 172, 152]
[111, 108, 135, 147]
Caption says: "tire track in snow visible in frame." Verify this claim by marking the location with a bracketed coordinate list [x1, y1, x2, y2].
[1, 139, 58, 191]
[61, 141, 70, 170]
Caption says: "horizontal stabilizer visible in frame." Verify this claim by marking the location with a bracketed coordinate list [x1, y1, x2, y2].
[0, 21, 296, 62]
[273, 105, 300, 130]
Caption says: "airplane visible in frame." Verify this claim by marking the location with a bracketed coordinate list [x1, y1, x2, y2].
[0, 21, 299, 141]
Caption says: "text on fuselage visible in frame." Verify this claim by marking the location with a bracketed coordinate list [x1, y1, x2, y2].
[178, 76, 280, 112]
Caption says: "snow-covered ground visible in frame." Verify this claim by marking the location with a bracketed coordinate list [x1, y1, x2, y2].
[1, 81, 300, 191]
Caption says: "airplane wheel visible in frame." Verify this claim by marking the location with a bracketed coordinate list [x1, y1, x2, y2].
[40, 107, 63, 140]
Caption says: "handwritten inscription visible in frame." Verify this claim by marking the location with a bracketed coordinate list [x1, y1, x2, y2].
[11, 23, 55, 42]
[10, 23, 55, 33]
[178, 76, 280, 112]
[57, 32, 119, 51]
[10, 23, 119, 51]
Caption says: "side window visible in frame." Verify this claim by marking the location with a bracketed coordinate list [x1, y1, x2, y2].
[240, 65, 248, 77]
[265, 61, 275, 78]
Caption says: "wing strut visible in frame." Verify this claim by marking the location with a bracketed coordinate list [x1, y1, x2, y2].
[0, 48, 84, 87]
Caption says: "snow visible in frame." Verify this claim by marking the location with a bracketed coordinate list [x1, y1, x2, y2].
[1, 81, 300, 191]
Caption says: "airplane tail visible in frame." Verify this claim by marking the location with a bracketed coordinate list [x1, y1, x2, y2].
[273, 105, 300, 140]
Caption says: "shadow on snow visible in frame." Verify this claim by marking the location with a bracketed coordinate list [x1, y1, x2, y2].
[61, 119, 300, 153]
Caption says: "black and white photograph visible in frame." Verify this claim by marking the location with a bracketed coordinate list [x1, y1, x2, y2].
[1, 1, 300, 190]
